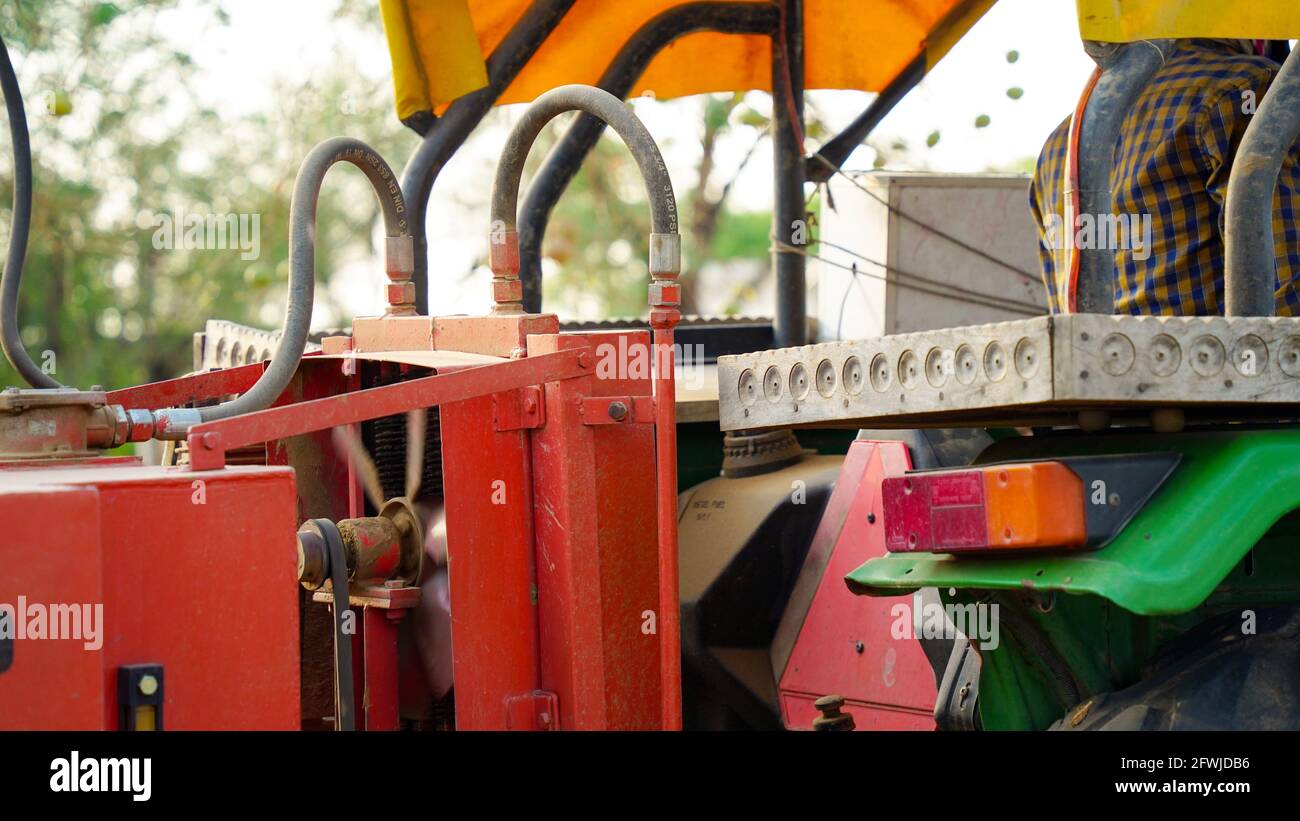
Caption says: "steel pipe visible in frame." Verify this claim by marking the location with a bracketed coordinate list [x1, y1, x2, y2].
[1225, 48, 1300, 317]
[1073, 39, 1171, 314]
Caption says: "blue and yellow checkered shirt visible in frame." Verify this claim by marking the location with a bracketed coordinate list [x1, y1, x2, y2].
[1029, 39, 1300, 316]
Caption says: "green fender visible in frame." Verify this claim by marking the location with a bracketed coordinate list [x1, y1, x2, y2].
[846, 428, 1300, 616]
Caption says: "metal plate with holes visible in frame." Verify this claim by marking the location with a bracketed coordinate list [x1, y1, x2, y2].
[719, 315, 1300, 431]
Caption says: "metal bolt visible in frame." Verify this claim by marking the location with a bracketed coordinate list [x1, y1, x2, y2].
[866, 512, 876, 524]
[607, 401, 628, 421]
[138, 674, 159, 697]
[523, 395, 538, 413]
[854, 641, 864, 653]
[812, 694, 855, 732]
[201, 432, 219, 449]
[1068, 698, 1094, 728]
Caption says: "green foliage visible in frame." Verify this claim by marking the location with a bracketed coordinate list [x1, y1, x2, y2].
[0, 0, 415, 390]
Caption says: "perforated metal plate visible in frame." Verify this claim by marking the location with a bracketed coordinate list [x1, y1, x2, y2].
[718, 315, 1300, 431]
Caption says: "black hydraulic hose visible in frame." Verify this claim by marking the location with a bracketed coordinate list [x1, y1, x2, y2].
[400, 0, 577, 315]
[493, 93, 677, 235]
[1225, 48, 1300, 317]
[1075, 39, 1171, 314]
[193, 137, 409, 424]
[516, 1, 779, 313]
[488, 85, 679, 314]
[0, 34, 59, 388]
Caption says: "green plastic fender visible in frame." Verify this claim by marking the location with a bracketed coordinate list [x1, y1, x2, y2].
[846, 428, 1300, 616]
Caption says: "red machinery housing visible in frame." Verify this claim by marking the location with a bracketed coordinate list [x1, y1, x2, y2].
[0, 316, 676, 730]
[0, 85, 686, 730]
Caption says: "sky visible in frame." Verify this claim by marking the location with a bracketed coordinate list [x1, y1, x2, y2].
[179, 0, 1099, 322]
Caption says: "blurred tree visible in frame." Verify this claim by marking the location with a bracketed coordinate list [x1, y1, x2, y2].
[0, 0, 414, 390]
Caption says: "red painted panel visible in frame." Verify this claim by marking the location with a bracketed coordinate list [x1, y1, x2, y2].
[440, 394, 540, 729]
[779, 441, 937, 730]
[527, 332, 662, 729]
[0, 486, 107, 729]
[0, 464, 300, 729]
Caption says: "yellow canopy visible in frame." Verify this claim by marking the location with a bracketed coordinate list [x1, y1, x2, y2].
[380, 0, 995, 122]
[1077, 0, 1300, 43]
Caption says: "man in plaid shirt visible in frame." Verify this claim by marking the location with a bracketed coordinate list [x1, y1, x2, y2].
[1030, 39, 1300, 316]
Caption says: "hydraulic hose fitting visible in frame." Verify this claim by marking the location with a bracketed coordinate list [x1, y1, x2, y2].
[485, 84, 680, 321]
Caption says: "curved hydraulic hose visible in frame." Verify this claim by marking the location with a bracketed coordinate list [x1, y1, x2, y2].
[1225, 48, 1300, 317]
[490, 85, 678, 248]
[516, 1, 778, 313]
[0, 33, 60, 388]
[486, 85, 683, 728]
[190, 138, 409, 426]
[488, 85, 680, 312]
[1072, 40, 1171, 314]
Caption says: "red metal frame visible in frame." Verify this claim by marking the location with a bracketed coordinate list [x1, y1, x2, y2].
[440, 389, 545, 729]
[7, 311, 685, 730]
[652, 327, 681, 730]
[105, 362, 267, 410]
[186, 350, 589, 470]
[526, 331, 663, 729]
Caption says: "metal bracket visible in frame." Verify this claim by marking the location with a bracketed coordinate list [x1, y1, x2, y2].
[934, 639, 981, 731]
[504, 690, 559, 730]
[312, 584, 421, 610]
[493, 387, 545, 431]
[579, 395, 655, 425]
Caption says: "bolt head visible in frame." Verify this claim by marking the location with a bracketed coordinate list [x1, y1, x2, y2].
[814, 694, 845, 712]
[138, 674, 159, 697]
[607, 401, 629, 421]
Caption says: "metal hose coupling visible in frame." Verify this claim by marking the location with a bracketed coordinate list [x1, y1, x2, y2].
[485, 84, 680, 323]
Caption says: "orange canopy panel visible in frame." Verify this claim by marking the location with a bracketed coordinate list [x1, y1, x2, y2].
[380, 0, 996, 122]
